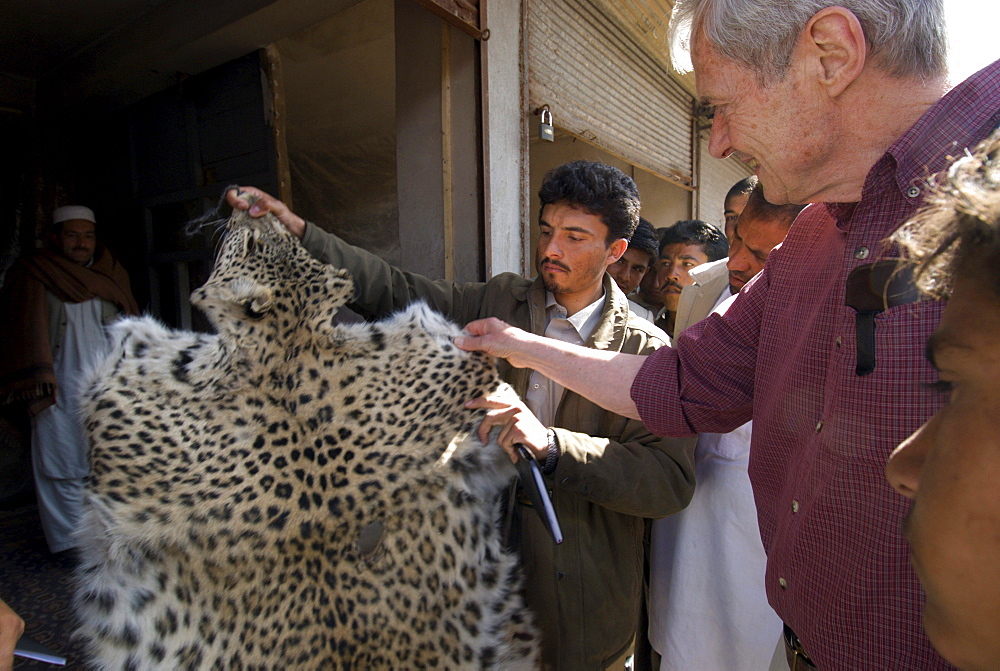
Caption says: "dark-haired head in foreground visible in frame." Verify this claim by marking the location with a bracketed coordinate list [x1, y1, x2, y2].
[886, 129, 1000, 670]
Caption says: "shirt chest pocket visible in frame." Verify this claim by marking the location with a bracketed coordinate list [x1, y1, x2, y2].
[832, 299, 946, 463]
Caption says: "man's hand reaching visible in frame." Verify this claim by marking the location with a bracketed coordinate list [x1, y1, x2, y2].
[225, 186, 307, 240]
[458, 317, 645, 421]
[454, 318, 542, 369]
[465, 387, 550, 463]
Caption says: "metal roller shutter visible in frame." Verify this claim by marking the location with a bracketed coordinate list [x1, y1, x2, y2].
[696, 134, 755, 227]
[527, 0, 695, 188]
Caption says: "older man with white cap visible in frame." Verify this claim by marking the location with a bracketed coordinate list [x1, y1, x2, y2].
[0, 205, 138, 553]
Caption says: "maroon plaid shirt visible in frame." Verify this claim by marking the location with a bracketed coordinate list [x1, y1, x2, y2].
[633, 59, 1000, 669]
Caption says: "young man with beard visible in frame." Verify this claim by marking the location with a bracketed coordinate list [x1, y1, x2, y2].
[227, 161, 696, 670]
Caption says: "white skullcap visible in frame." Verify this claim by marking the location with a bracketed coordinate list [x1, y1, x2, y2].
[53, 205, 96, 224]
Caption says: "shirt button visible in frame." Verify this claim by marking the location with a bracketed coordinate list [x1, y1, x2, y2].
[791, 500, 800, 513]
[854, 246, 869, 260]
[907, 186, 920, 198]
[815, 420, 824, 432]
[779, 577, 788, 590]
[533, 384, 539, 389]
[835, 336, 842, 348]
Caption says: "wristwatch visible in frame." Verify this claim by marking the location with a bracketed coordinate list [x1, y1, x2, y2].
[541, 428, 560, 475]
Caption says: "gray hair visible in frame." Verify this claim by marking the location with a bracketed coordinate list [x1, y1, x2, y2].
[670, 0, 947, 82]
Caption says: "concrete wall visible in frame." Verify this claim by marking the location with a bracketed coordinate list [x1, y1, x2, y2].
[274, 0, 482, 281]
[694, 134, 753, 230]
[276, 0, 400, 262]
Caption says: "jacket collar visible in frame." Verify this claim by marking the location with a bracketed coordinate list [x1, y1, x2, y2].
[524, 274, 630, 353]
[688, 257, 729, 285]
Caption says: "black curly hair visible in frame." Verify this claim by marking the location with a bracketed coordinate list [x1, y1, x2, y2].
[538, 161, 641, 245]
[659, 219, 729, 262]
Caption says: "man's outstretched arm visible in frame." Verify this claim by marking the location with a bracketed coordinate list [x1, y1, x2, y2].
[454, 317, 646, 420]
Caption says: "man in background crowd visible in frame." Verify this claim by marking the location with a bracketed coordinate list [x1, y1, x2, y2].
[0, 206, 138, 553]
[607, 218, 660, 323]
[723, 176, 757, 242]
[653, 219, 727, 338]
[672, 177, 760, 336]
[631, 227, 670, 321]
[648, 183, 803, 671]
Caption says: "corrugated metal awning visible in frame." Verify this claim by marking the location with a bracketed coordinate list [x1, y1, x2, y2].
[527, 0, 695, 188]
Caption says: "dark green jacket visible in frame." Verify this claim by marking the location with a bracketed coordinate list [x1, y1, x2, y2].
[302, 223, 696, 669]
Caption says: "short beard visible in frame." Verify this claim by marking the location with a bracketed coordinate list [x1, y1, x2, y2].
[541, 274, 563, 294]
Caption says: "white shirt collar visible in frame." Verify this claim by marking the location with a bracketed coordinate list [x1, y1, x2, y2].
[544, 290, 605, 343]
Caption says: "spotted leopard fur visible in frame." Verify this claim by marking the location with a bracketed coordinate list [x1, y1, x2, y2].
[73, 203, 539, 669]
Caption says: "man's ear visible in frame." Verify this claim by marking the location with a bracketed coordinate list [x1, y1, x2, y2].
[802, 6, 866, 98]
[607, 238, 629, 264]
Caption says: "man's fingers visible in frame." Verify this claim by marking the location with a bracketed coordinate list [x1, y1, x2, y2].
[476, 416, 492, 445]
[223, 186, 283, 219]
[454, 332, 506, 356]
[225, 187, 246, 208]
[455, 321, 535, 368]
[495, 423, 520, 462]
[465, 395, 515, 410]
[225, 186, 258, 209]
[463, 317, 507, 337]
[456, 318, 515, 351]
[0, 597, 23, 671]
[475, 406, 516, 445]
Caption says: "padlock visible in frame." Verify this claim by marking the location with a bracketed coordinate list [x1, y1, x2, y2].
[539, 107, 555, 142]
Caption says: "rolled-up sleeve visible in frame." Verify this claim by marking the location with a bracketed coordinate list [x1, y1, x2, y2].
[631, 267, 765, 437]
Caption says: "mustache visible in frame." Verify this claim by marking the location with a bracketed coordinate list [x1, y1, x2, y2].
[540, 258, 570, 272]
[661, 281, 683, 292]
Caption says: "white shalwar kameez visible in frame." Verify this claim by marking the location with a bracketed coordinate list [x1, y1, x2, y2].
[648, 294, 782, 671]
[31, 297, 109, 552]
